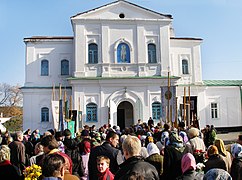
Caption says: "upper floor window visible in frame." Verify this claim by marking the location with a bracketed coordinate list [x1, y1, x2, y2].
[88, 43, 98, 64]
[41, 107, 49, 122]
[148, 43, 157, 63]
[152, 102, 161, 122]
[117, 43, 130, 63]
[86, 103, 97, 122]
[182, 59, 189, 74]
[211, 103, 218, 119]
[41, 59, 49, 76]
[61, 59, 69, 75]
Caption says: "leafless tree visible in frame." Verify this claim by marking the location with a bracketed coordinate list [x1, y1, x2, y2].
[0, 83, 23, 107]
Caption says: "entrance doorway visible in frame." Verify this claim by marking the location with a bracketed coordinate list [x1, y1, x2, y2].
[117, 101, 133, 130]
[182, 96, 198, 128]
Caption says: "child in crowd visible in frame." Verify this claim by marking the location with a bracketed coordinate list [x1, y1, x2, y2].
[97, 156, 114, 180]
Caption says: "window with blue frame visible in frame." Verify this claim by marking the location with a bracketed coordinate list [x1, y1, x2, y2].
[152, 102, 161, 122]
[88, 43, 98, 64]
[41, 59, 49, 76]
[117, 43, 130, 63]
[41, 107, 49, 122]
[182, 59, 189, 74]
[148, 43, 157, 63]
[61, 59, 69, 75]
[86, 103, 97, 122]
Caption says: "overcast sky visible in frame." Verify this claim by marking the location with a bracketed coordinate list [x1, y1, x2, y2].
[1, 0, 242, 85]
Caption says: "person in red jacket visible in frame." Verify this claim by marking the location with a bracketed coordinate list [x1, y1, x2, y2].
[97, 156, 114, 180]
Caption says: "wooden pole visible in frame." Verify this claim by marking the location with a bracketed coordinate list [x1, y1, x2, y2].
[70, 95, 72, 111]
[184, 87, 186, 126]
[64, 89, 67, 119]
[52, 83, 55, 101]
[78, 97, 81, 111]
[188, 86, 191, 126]
[170, 105, 172, 127]
[174, 97, 178, 128]
[59, 83, 62, 100]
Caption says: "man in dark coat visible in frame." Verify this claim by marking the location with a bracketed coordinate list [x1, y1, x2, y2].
[63, 129, 84, 177]
[8, 131, 26, 176]
[115, 135, 159, 180]
[88, 131, 119, 180]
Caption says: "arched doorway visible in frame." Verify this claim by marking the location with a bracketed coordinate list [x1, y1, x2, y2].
[117, 101, 133, 130]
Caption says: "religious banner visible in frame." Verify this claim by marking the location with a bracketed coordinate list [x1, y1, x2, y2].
[51, 101, 59, 130]
[161, 86, 176, 123]
[67, 121, 75, 138]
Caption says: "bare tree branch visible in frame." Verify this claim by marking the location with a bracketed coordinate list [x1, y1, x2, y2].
[0, 83, 23, 107]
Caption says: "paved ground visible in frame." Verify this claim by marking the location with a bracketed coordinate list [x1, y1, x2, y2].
[217, 131, 242, 144]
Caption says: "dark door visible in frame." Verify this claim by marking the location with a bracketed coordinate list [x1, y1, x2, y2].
[117, 109, 125, 130]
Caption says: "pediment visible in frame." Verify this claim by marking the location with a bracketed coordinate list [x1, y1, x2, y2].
[71, 0, 172, 21]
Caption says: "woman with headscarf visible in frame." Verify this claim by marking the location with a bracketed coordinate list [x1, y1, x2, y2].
[204, 145, 226, 173]
[214, 138, 232, 173]
[188, 128, 206, 153]
[162, 131, 192, 180]
[188, 128, 206, 164]
[146, 142, 164, 177]
[80, 140, 91, 180]
[204, 168, 232, 180]
[177, 153, 203, 180]
[230, 143, 242, 180]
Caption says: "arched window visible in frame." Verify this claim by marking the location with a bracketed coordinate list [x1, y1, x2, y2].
[88, 43, 98, 64]
[117, 43, 130, 63]
[152, 102, 161, 122]
[148, 43, 157, 63]
[182, 59, 189, 74]
[41, 59, 49, 76]
[41, 107, 49, 122]
[86, 103, 97, 122]
[61, 59, 69, 75]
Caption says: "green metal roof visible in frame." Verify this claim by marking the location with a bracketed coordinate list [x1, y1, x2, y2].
[203, 80, 242, 86]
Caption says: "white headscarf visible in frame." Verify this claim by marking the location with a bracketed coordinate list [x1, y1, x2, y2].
[231, 143, 242, 158]
[147, 142, 160, 156]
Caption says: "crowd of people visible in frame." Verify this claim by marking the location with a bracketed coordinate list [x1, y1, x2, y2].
[0, 119, 241, 180]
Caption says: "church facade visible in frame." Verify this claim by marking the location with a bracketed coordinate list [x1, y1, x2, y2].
[22, 0, 242, 133]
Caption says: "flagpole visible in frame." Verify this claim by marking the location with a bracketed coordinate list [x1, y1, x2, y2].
[78, 96, 81, 130]
[59, 83, 62, 100]
[52, 83, 55, 101]
[188, 86, 191, 126]
[184, 87, 186, 127]
[70, 95, 72, 112]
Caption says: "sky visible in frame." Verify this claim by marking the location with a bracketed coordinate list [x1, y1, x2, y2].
[1, 0, 242, 86]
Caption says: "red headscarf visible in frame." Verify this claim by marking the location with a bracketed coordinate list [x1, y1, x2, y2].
[83, 140, 91, 154]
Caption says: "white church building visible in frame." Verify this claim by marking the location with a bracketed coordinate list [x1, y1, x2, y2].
[22, 0, 242, 133]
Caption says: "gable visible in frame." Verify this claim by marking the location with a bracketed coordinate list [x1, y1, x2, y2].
[71, 0, 172, 21]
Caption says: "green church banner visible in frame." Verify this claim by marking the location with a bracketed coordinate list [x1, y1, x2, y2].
[67, 121, 75, 138]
